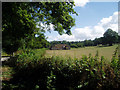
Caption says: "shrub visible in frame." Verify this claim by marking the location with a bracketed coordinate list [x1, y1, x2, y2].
[2, 47, 120, 89]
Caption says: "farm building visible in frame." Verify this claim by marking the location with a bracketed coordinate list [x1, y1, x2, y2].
[50, 44, 70, 50]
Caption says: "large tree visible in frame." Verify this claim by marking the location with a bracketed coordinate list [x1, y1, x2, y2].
[2, 2, 77, 54]
[103, 28, 118, 46]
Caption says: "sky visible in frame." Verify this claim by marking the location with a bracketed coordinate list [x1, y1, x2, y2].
[44, 1, 118, 41]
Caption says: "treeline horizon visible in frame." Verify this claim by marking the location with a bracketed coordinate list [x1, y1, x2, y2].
[49, 28, 119, 48]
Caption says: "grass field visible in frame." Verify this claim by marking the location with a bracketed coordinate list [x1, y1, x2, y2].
[45, 44, 118, 62]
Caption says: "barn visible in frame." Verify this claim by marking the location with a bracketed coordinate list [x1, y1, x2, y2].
[50, 44, 70, 50]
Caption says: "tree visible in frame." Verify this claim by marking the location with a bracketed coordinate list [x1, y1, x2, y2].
[103, 28, 118, 46]
[26, 33, 50, 49]
[2, 2, 77, 54]
[93, 37, 102, 46]
[2, 3, 36, 54]
[70, 44, 78, 48]
[83, 40, 94, 46]
[77, 43, 84, 47]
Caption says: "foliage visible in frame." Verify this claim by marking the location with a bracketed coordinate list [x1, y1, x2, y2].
[93, 37, 102, 46]
[103, 28, 119, 46]
[70, 44, 78, 48]
[25, 33, 50, 49]
[2, 2, 77, 54]
[2, 66, 14, 81]
[2, 3, 36, 54]
[2, 48, 120, 89]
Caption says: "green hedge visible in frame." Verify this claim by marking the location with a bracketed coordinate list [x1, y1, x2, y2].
[2, 48, 120, 89]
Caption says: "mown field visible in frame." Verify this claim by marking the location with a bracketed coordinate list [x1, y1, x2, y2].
[45, 45, 118, 62]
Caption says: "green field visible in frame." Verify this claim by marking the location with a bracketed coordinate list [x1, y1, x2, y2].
[45, 45, 118, 61]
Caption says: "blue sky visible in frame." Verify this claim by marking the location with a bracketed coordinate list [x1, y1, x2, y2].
[44, 1, 118, 41]
[72, 2, 117, 27]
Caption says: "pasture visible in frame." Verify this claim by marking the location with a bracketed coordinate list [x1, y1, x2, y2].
[45, 45, 118, 61]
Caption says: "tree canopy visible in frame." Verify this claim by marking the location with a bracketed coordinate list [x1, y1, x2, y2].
[103, 28, 118, 46]
[2, 2, 77, 54]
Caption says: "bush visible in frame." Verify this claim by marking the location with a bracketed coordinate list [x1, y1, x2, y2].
[2, 47, 120, 89]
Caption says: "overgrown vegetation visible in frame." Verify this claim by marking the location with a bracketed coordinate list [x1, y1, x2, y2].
[2, 2, 120, 90]
[2, 66, 14, 81]
[2, 47, 120, 89]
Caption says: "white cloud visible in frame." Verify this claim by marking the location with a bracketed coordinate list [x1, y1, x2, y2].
[55, 34, 76, 41]
[99, 12, 118, 32]
[74, 0, 90, 7]
[47, 11, 118, 41]
[73, 27, 93, 40]
[49, 23, 54, 30]
[36, 22, 54, 32]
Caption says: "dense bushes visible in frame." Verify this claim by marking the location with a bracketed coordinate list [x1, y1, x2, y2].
[2, 48, 120, 89]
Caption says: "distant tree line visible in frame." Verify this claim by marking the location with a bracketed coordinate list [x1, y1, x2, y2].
[50, 29, 119, 48]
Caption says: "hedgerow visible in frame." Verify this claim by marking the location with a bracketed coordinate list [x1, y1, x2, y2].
[2, 47, 120, 89]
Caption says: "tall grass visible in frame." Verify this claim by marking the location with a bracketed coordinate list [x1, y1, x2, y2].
[45, 45, 118, 61]
[2, 47, 120, 89]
